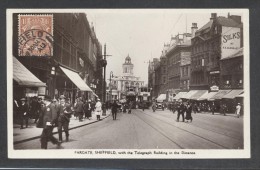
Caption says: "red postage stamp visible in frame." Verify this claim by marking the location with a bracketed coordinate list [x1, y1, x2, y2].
[18, 14, 53, 56]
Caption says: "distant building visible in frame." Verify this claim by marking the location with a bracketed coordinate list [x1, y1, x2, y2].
[108, 55, 145, 101]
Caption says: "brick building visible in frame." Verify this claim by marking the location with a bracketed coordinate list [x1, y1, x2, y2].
[13, 13, 103, 102]
[190, 13, 243, 91]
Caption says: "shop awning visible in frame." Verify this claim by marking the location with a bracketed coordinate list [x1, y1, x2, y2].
[209, 90, 232, 100]
[173, 92, 187, 100]
[92, 92, 98, 98]
[13, 57, 46, 87]
[60, 66, 92, 91]
[197, 91, 218, 101]
[156, 94, 166, 102]
[222, 89, 244, 99]
[190, 90, 208, 100]
[181, 90, 198, 99]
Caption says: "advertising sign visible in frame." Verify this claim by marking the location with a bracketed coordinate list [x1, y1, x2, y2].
[221, 26, 241, 59]
[210, 85, 219, 92]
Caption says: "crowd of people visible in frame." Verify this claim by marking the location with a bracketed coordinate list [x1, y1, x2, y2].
[150, 99, 243, 122]
[14, 95, 105, 149]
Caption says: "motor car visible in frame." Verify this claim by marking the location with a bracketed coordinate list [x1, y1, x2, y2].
[156, 102, 164, 110]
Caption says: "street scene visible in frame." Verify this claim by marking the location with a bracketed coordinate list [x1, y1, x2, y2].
[10, 10, 246, 151]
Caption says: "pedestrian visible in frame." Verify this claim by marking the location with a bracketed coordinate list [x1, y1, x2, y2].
[185, 103, 193, 123]
[123, 103, 127, 113]
[34, 97, 43, 123]
[75, 97, 84, 122]
[84, 99, 92, 120]
[39, 97, 61, 149]
[142, 101, 145, 111]
[111, 100, 119, 120]
[95, 98, 102, 121]
[57, 95, 72, 142]
[29, 96, 39, 121]
[19, 98, 29, 129]
[177, 100, 186, 122]
[236, 103, 241, 118]
[152, 100, 156, 112]
[211, 102, 216, 115]
[128, 101, 133, 114]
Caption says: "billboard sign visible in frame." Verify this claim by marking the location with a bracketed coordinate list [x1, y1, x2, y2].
[221, 26, 241, 59]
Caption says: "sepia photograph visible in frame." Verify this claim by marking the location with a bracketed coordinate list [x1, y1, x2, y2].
[7, 9, 250, 159]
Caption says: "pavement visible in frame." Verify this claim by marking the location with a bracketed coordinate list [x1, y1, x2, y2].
[14, 108, 243, 150]
[13, 110, 111, 144]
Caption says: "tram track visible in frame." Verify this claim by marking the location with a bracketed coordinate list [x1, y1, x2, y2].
[152, 111, 242, 141]
[134, 110, 233, 149]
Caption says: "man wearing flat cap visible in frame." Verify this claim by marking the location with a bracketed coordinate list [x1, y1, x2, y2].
[19, 98, 29, 129]
[57, 95, 72, 142]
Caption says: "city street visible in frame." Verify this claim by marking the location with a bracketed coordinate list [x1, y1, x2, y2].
[14, 109, 243, 150]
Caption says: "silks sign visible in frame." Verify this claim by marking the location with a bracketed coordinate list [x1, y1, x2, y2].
[221, 26, 241, 59]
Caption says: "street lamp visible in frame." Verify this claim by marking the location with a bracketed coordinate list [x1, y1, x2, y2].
[50, 66, 56, 99]
[110, 71, 113, 102]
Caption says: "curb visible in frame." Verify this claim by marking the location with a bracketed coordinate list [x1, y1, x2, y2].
[14, 113, 111, 145]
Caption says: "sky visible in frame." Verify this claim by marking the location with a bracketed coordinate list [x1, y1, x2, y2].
[83, 9, 243, 84]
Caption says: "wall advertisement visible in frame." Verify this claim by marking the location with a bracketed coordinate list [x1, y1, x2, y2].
[221, 26, 241, 59]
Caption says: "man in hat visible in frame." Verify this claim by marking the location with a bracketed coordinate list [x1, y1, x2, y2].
[19, 98, 29, 129]
[74, 97, 84, 122]
[57, 95, 72, 142]
[95, 98, 102, 121]
[84, 99, 92, 120]
[236, 103, 241, 118]
[177, 100, 186, 122]
[40, 96, 61, 149]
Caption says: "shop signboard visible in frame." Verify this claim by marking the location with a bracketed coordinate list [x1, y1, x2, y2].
[221, 26, 241, 59]
[38, 87, 46, 95]
[210, 85, 219, 92]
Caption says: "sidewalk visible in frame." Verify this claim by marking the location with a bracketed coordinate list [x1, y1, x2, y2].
[13, 111, 111, 144]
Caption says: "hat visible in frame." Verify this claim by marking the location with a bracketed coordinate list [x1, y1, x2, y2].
[52, 98, 57, 102]
[97, 98, 100, 101]
[88, 99, 91, 102]
[20, 98, 26, 101]
[59, 95, 66, 99]
[238, 103, 240, 105]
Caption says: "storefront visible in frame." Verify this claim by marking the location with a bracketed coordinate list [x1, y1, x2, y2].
[13, 57, 46, 120]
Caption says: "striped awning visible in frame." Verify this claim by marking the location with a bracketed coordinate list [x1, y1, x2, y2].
[197, 91, 218, 101]
[209, 90, 232, 100]
[173, 92, 188, 100]
[181, 90, 198, 99]
[222, 90, 244, 99]
[190, 90, 208, 100]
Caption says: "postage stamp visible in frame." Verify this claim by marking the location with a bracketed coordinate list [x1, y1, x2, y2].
[18, 14, 53, 56]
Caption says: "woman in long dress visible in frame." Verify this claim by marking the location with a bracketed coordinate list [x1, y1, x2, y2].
[185, 103, 193, 123]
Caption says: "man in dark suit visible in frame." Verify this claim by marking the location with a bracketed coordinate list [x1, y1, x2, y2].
[40, 97, 61, 149]
[57, 95, 72, 142]
[19, 98, 29, 129]
[111, 100, 119, 120]
[75, 97, 84, 122]
[84, 99, 92, 120]
[177, 100, 186, 122]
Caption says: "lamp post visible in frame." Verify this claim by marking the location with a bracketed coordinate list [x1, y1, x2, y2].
[110, 71, 113, 102]
[51, 66, 56, 99]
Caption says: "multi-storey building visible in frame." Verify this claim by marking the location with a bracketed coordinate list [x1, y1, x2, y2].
[148, 58, 159, 99]
[190, 13, 243, 91]
[13, 13, 103, 102]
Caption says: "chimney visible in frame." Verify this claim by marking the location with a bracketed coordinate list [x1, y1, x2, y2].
[229, 15, 242, 24]
[191, 23, 198, 38]
[210, 13, 217, 20]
